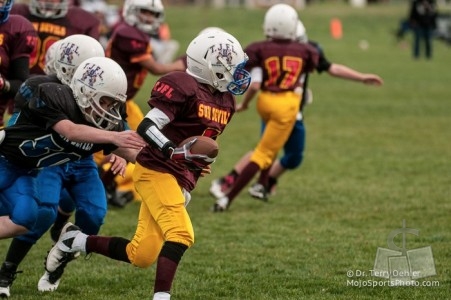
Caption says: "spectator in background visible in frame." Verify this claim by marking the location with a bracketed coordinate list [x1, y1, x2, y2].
[409, 0, 438, 59]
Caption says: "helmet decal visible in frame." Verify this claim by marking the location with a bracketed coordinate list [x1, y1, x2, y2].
[60, 42, 79, 65]
[80, 63, 105, 88]
[215, 43, 236, 67]
[54, 35, 105, 85]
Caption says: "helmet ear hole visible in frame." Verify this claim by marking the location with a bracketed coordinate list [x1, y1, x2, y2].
[216, 73, 224, 79]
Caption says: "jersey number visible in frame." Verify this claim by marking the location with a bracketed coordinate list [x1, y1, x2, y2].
[264, 56, 303, 89]
[29, 37, 60, 72]
[19, 134, 82, 168]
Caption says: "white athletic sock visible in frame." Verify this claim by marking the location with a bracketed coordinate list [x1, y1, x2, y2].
[72, 232, 88, 253]
[153, 292, 170, 300]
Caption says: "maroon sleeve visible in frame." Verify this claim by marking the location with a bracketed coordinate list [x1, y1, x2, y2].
[9, 15, 37, 60]
[147, 71, 197, 121]
[114, 23, 150, 57]
[65, 7, 101, 39]
[243, 42, 261, 71]
[0, 15, 37, 77]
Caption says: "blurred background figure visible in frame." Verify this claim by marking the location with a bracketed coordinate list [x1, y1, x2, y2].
[150, 21, 180, 64]
[409, 0, 438, 59]
[0, 0, 37, 128]
[94, 0, 185, 206]
[12, 0, 100, 74]
[80, 0, 120, 48]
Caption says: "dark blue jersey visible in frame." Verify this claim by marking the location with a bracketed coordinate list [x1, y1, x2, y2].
[0, 81, 121, 169]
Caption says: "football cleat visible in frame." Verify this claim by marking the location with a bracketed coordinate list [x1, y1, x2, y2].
[37, 270, 64, 292]
[0, 262, 21, 298]
[209, 175, 235, 199]
[248, 183, 269, 202]
[211, 196, 229, 213]
[39, 223, 81, 292]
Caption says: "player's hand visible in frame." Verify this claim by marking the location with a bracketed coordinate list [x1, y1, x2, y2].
[362, 74, 383, 86]
[0, 74, 9, 93]
[108, 154, 127, 177]
[236, 102, 249, 112]
[113, 130, 147, 150]
[200, 165, 212, 177]
[170, 138, 214, 170]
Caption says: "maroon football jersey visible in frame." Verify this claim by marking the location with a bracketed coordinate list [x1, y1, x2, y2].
[0, 14, 37, 105]
[106, 21, 151, 100]
[244, 39, 320, 93]
[137, 71, 236, 192]
[11, 4, 100, 75]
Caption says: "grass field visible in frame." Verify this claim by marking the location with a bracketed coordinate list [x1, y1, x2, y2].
[2, 2, 451, 299]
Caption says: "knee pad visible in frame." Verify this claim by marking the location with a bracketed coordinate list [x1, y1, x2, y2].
[160, 241, 188, 264]
[74, 206, 106, 235]
[17, 203, 57, 243]
[280, 152, 304, 170]
[58, 189, 76, 213]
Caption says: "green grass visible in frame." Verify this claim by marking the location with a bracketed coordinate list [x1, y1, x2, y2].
[2, 2, 451, 299]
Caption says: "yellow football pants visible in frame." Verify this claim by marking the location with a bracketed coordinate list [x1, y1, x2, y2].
[94, 100, 145, 200]
[251, 91, 300, 170]
[126, 163, 194, 268]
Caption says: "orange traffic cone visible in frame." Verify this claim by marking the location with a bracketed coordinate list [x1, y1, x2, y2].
[330, 18, 343, 39]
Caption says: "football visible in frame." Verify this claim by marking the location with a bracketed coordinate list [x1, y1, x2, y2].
[179, 136, 219, 159]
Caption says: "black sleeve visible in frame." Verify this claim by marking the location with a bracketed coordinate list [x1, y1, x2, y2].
[137, 118, 176, 158]
[6, 57, 30, 98]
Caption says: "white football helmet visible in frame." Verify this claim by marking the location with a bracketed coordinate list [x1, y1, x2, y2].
[70, 57, 127, 130]
[55, 34, 105, 85]
[186, 31, 251, 95]
[43, 40, 63, 75]
[263, 3, 299, 40]
[198, 27, 225, 36]
[296, 20, 308, 43]
[122, 0, 164, 34]
[29, 0, 70, 19]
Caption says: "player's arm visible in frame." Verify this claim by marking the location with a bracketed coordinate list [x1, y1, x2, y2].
[139, 55, 185, 75]
[52, 119, 146, 150]
[137, 108, 210, 170]
[327, 63, 383, 86]
[237, 67, 262, 112]
[112, 147, 140, 164]
[0, 57, 29, 97]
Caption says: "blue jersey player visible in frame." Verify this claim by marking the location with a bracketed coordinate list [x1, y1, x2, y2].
[0, 56, 145, 297]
